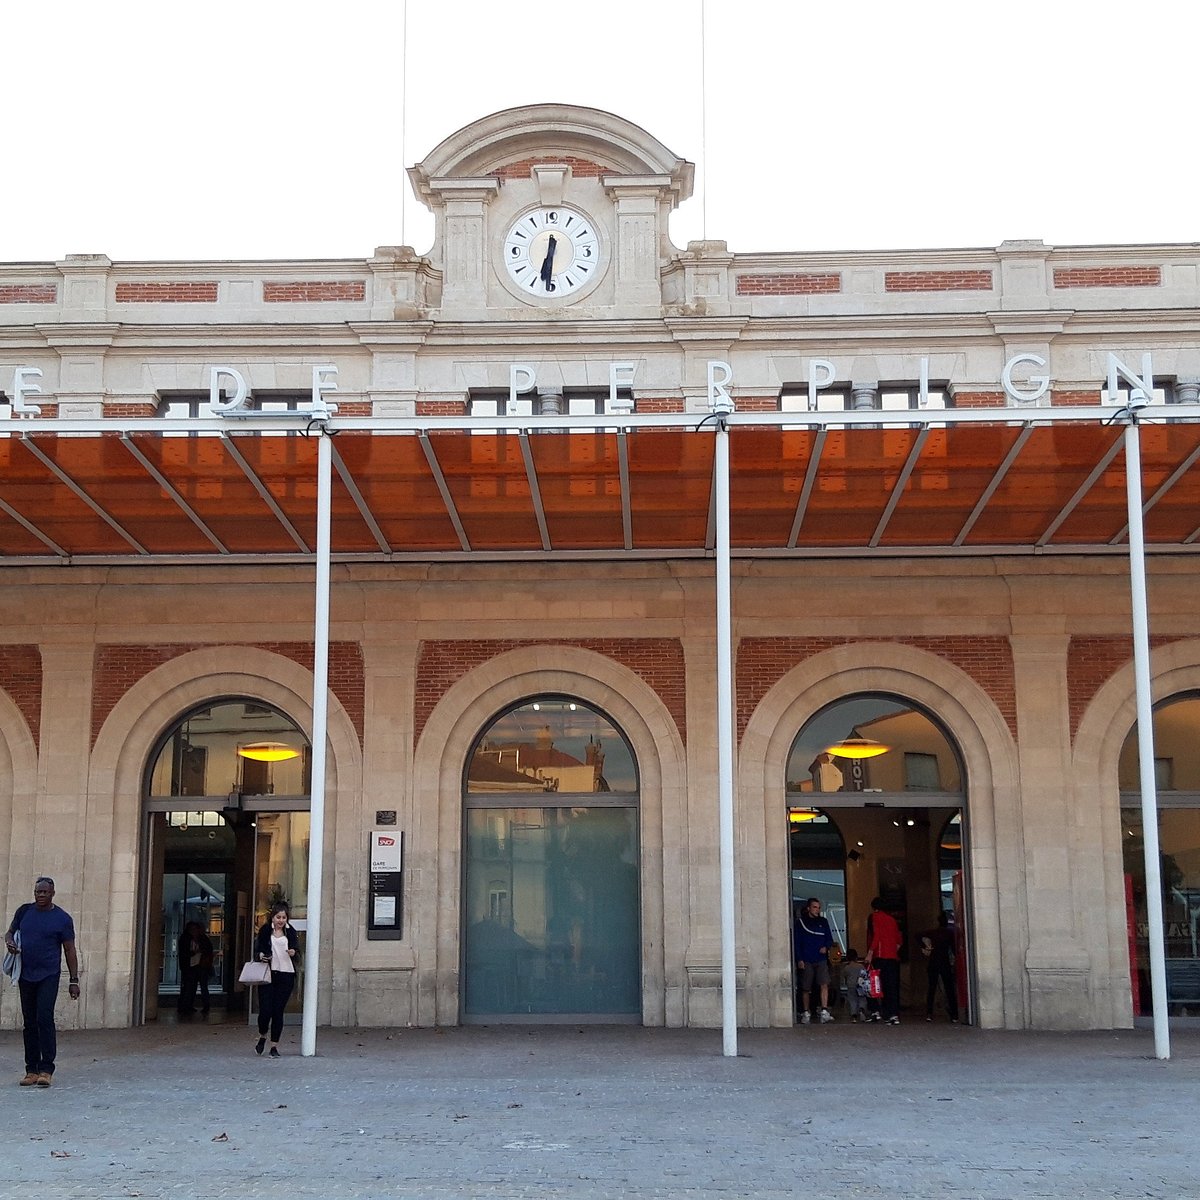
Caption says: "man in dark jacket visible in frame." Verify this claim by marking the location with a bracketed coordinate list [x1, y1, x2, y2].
[793, 897, 836, 1024]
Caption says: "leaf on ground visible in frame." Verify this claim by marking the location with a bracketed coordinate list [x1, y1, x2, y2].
[211, 1132, 229, 1142]
[507, 1103, 522, 1109]
[50, 1150, 73, 1158]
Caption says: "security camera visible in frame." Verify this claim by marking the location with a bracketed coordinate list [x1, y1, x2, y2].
[1127, 388, 1150, 410]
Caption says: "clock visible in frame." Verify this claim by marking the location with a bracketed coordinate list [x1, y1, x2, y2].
[503, 206, 601, 300]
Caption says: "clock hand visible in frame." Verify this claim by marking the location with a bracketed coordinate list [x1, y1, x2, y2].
[539, 234, 557, 292]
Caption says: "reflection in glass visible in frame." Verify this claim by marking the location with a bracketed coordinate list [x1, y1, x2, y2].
[463, 806, 640, 1015]
[1122, 807, 1200, 1017]
[466, 698, 637, 794]
[1119, 694, 1200, 791]
[787, 696, 962, 794]
[147, 699, 310, 797]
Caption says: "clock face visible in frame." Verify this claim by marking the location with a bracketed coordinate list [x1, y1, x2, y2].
[503, 207, 600, 300]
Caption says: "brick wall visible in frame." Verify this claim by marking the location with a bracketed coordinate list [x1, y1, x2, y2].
[950, 391, 1006, 409]
[0, 284, 56, 304]
[262, 281, 366, 303]
[417, 399, 468, 417]
[1051, 389, 1102, 407]
[491, 156, 607, 180]
[885, 270, 993, 292]
[105, 403, 159, 418]
[635, 397, 685, 413]
[1066, 635, 1181, 739]
[115, 282, 218, 303]
[414, 639, 686, 747]
[0, 645, 43, 750]
[736, 273, 841, 296]
[737, 636, 1017, 742]
[1053, 266, 1161, 289]
[92, 642, 365, 745]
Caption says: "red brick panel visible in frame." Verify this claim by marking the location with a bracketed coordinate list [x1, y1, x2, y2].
[1053, 266, 1161, 289]
[737, 636, 1017, 743]
[92, 642, 365, 746]
[336, 401, 373, 416]
[0, 645, 43, 750]
[417, 399, 468, 417]
[262, 281, 367, 303]
[1050, 390, 1101, 408]
[735, 397, 782, 413]
[415, 639, 686, 747]
[736, 273, 841, 296]
[635, 397, 685, 413]
[115, 282, 219, 303]
[885, 270, 993, 292]
[491, 156, 607, 180]
[949, 391, 1006, 409]
[1067, 635, 1181, 740]
[105, 403, 159, 418]
[0, 284, 56, 304]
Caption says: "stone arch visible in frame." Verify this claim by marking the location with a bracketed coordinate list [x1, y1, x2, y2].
[85, 646, 362, 1027]
[412, 103, 694, 200]
[1072, 637, 1200, 1028]
[739, 641, 1021, 1029]
[0, 690, 41, 1029]
[412, 644, 686, 1028]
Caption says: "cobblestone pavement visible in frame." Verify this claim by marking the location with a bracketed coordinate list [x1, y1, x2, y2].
[2, 1020, 1196, 1199]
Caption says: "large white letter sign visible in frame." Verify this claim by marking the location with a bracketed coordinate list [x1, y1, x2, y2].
[708, 361, 734, 414]
[1107, 352, 1154, 406]
[209, 366, 249, 414]
[509, 364, 536, 414]
[310, 365, 339, 416]
[807, 359, 836, 410]
[609, 362, 636, 414]
[1002, 353, 1050, 404]
[10, 366, 43, 415]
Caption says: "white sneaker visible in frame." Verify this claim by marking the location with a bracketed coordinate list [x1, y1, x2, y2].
[799, 1011, 811, 1025]
[887, 1016, 901, 1025]
[818, 1008, 834, 1023]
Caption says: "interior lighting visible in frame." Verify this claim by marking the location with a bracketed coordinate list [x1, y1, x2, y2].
[824, 737, 890, 759]
[788, 809, 821, 825]
[237, 742, 301, 762]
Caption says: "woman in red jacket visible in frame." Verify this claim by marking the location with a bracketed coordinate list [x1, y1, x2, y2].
[865, 896, 903, 1024]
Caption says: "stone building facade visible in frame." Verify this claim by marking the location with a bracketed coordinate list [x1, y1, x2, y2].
[2, 104, 1199, 1036]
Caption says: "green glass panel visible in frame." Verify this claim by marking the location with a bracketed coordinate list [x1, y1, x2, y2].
[463, 806, 640, 1015]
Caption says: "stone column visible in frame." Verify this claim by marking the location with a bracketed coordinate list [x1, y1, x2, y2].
[1173, 380, 1200, 406]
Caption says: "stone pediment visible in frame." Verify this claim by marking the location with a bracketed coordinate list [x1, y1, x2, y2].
[409, 103, 693, 208]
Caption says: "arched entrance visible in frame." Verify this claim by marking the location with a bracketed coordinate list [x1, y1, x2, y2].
[787, 694, 971, 1024]
[461, 695, 641, 1022]
[136, 697, 311, 1023]
[1119, 693, 1200, 1020]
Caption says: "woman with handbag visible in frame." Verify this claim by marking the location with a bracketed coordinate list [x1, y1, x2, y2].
[253, 904, 299, 1057]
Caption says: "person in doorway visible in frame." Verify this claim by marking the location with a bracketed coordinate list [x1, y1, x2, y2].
[177, 921, 214, 1016]
[253, 903, 299, 1057]
[920, 911, 959, 1023]
[4, 877, 80, 1086]
[841, 947, 870, 1022]
[865, 896, 903, 1025]
[793, 897, 836, 1024]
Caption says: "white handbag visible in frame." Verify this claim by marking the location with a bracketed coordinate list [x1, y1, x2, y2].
[238, 960, 272, 985]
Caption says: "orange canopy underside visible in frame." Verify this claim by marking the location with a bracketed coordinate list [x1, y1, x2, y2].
[0, 424, 1197, 560]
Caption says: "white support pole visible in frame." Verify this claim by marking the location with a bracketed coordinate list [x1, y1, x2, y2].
[1124, 419, 1170, 1060]
[714, 419, 738, 1057]
[301, 431, 333, 1057]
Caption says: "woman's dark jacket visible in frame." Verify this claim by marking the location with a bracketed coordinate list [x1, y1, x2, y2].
[253, 922, 300, 965]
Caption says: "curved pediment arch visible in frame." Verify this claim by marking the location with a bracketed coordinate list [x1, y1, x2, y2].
[410, 103, 693, 205]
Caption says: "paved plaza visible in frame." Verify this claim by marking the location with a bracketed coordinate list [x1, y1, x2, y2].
[2, 1019, 1196, 1199]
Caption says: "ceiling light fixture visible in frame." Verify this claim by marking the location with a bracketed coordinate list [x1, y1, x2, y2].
[824, 736, 891, 760]
[237, 742, 301, 762]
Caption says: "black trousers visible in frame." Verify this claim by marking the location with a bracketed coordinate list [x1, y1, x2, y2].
[877, 958, 901, 1020]
[926, 959, 959, 1019]
[178, 967, 210, 1013]
[257, 970, 296, 1042]
[19, 973, 60, 1075]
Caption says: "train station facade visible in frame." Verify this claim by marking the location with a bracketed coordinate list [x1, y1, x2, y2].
[1, 104, 1199, 1037]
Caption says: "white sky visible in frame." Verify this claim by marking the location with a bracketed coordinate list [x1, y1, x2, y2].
[4, 0, 1196, 263]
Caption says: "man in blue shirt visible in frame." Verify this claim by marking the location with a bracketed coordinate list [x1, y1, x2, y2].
[4, 877, 80, 1087]
[794, 897, 836, 1025]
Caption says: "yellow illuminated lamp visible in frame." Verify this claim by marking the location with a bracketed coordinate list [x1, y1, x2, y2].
[237, 742, 301, 763]
[789, 809, 821, 825]
[824, 737, 890, 760]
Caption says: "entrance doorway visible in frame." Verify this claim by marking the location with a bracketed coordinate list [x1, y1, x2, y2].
[787, 694, 971, 1024]
[461, 697, 641, 1022]
[136, 698, 311, 1024]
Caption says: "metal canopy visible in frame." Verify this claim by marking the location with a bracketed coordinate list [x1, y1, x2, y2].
[1, 406, 1199, 564]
